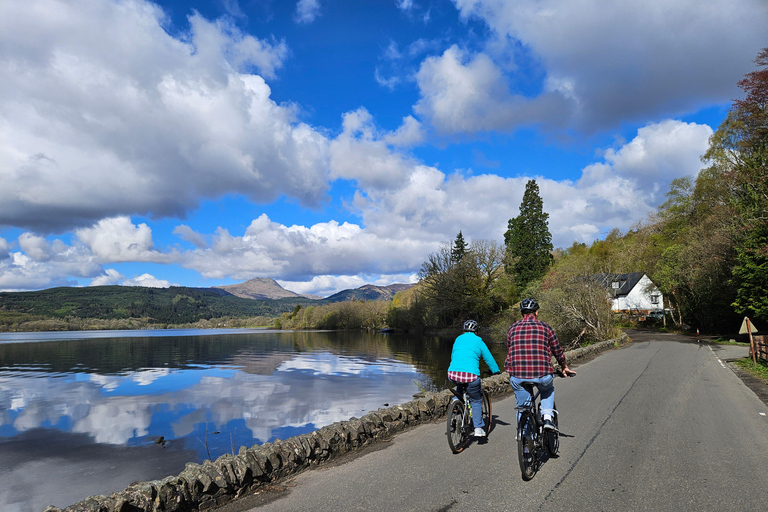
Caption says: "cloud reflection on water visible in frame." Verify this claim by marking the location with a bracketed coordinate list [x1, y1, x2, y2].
[0, 330, 431, 510]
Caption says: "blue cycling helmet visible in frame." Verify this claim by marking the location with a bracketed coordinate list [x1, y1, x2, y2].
[463, 319, 478, 332]
[520, 298, 539, 314]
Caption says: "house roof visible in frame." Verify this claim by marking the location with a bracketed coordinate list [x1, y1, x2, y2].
[592, 272, 647, 298]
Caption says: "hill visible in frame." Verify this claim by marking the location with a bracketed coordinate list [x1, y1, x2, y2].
[0, 285, 315, 325]
[324, 283, 414, 303]
[213, 278, 319, 300]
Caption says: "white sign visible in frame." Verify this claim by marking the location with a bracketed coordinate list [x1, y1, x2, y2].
[739, 317, 758, 334]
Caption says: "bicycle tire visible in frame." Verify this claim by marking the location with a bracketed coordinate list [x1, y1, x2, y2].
[481, 390, 492, 434]
[546, 404, 559, 456]
[446, 399, 466, 453]
[517, 410, 537, 480]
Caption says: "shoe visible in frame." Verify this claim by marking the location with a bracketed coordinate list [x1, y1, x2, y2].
[543, 419, 556, 431]
[473, 427, 486, 437]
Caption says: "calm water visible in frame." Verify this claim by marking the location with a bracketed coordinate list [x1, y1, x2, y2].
[0, 329, 508, 511]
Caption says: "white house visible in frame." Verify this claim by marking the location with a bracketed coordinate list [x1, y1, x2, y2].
[594, 272, 664, 313]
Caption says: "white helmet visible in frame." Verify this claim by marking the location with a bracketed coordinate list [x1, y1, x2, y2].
[463, 319, 478, 332]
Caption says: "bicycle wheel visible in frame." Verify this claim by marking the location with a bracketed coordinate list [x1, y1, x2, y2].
[481, 390, 492, 434]
[517, 411, 537, 480]
[546, 404, 559, 456]
[446, 399, 466, 453]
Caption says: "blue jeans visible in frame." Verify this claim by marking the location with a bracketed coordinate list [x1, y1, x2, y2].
[510, 374, 555, 422]
[452, 377, 484, 429]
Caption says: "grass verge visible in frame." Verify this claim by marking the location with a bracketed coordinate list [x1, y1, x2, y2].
[734, 357, 768, 383]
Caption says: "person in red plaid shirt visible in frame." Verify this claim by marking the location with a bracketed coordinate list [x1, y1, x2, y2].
[506, 299, 576, 431]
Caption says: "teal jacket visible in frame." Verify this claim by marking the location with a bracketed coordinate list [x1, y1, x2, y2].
[447, 332, 500, 376]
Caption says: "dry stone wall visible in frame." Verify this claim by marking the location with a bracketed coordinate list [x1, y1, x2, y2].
[46, 333, 628, 512]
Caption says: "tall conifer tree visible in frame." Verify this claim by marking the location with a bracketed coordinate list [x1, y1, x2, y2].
[451, 231, 468, 263]
[504, 179, 554, 290]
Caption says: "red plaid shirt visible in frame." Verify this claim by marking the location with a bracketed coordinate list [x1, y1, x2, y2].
[505, 315, 566, 379]
[447, 371, 478, 384]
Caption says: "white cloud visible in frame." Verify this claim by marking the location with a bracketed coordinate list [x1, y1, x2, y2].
[121, 273, 173, 288]
[432, 0, 768, 133]
[177, 213, 432, 285]
[414, 45, 569, 134]
[0, 0, 329, 232]
[278, 273, 418, 297]
[295, 0, 321, 24]
[75, 217, 171, 264]
[89, 269, 124, 287]
[329, 108, 418, 189]
[384, 116, 425, 147]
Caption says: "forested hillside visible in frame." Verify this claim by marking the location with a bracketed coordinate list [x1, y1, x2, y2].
[0, 286, 315, 328]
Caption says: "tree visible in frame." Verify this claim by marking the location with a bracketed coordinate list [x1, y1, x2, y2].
[451, 231, 468, 264]
[417, 238, 506, 327]
[504, 179, 554, 290]
[704, 47, 768, 322]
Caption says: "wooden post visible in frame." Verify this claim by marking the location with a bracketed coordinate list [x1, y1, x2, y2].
[747, 317, 757, 364]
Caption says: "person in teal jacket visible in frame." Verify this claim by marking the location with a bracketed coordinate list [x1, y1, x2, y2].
[447, 319, 500, 437]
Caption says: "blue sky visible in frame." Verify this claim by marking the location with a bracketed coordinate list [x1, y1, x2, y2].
[1, 0, 766, 297]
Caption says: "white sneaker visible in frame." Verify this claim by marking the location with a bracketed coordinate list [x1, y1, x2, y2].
[473, 427, 486, 437]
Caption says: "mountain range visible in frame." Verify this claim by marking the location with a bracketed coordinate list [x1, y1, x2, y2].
[212, 278, 413, 302]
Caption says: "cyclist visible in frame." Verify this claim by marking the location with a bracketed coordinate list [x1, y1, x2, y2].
[505, 299, 575, 431]
[447, 319, 500, 437]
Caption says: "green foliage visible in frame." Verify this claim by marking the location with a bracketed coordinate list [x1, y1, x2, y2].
[701, 47, 768, 323]
[417, 238, 506, 328]
[504, 179, 554, 290]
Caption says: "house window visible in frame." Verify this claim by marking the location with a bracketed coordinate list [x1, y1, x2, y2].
[651, 295, 659, 305]
[612, 281, 620, 289]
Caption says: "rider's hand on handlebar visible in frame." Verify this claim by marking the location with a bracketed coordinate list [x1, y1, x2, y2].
[562, 366, 576, 377]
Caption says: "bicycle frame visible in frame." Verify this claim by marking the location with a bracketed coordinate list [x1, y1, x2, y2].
[515, 382, 558, 480]
[446, 382, 491, 454]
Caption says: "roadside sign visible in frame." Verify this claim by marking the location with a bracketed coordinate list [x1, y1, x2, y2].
[739, 317, 758, 334]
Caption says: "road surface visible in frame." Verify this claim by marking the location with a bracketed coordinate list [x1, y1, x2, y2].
[219, 332, 768, 512]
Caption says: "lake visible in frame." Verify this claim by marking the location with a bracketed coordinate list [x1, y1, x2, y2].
[0, 328, 509, 511]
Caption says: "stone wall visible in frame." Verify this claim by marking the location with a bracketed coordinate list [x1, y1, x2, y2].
[47, 333, 629, 512]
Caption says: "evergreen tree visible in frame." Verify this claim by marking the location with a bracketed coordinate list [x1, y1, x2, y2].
[504, 179, 554, 290]
[451, 231, 468, 263]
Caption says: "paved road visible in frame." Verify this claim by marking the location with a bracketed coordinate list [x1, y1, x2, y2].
[221, 333, 768, 512]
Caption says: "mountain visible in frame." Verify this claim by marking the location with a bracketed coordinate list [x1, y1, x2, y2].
[213, 278, 319, 300]
[324, 283, 414, 303]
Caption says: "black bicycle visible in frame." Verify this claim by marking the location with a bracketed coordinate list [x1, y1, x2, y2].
[515, 383, 559, 480]
[446, 384, 491, 453]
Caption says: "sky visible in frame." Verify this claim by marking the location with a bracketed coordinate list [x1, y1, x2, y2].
[1, 0, 766, 298]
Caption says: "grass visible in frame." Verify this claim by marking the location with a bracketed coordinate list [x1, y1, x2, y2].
[734, 357, 768, 382]
[710, 338, 750, 346]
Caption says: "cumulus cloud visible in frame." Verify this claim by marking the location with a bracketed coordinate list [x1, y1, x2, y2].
[414, 45, 571, 134]
[0, 0, 329, 232]
[122, 273, 174, 288]
[89, 269, 124, 287]
[75, 217, 172, 264]
[329, 108, 420, 189]
[294, 0, 321, 24]
[177, 213, 432, 283]
[422, 0, 768, 133]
